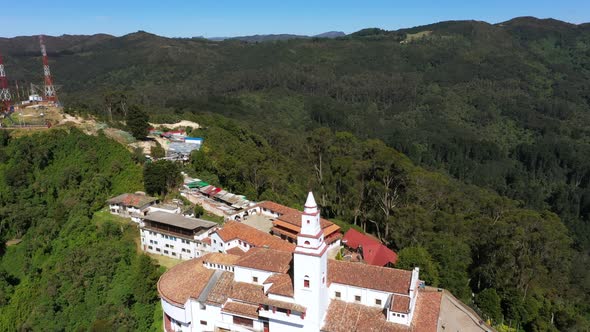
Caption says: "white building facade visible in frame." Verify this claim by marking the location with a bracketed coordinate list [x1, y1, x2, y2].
[140, 211, 216, 260]
[157, 192, 422, 332]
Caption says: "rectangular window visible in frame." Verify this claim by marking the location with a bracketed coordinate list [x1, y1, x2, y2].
[172, 252, 176, 256]
[200, 320, 207, 325]
[156, 248, 161, 252]
[164, 250, 169, 254]
[375, 299, 382, 305]
[148, 246, 153, 249]
[335, 291, 341, 298]
[304, 279, 310, 288]
[233, 316, 253, 327]
[253, 276, 258, 283]
[355, 295, 361, 302]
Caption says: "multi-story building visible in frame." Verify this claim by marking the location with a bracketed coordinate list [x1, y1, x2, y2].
[140, 211, 217, 260]
[158, 192, 442, 332]
[228, 200, 342, 250]
[107, 192, 159, 219]
[209, 221, 295, 255]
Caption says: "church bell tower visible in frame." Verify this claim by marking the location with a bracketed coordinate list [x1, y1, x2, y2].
[293, 192, 329, 329]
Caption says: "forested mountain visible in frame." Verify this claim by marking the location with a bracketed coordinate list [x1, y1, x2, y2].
[0, 130, 162, 330]
[1, 16, 590, 330]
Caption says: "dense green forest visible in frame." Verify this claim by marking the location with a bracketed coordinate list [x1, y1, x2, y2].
[0, 129, 162, 331]
[1, 15, 590, 331]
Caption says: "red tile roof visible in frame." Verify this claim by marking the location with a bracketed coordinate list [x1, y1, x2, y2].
[230, 282, 266, 303]
[265, 273, 294, 297]
[342, 229, 398, 266]
[107, 193, 157, 208]
[226, 246, 247, 256]
[205, 272, 234, 306]
[157, 256, 215, 307]
[235, 247, 293, 273]
[322, 289, 443, 332]
[255, 201, 340, 234]
[203, 252, 241, 266]
[328, 260, 411, 295]
[215, 221, 295, 252]
[412, 289, 442, 332]
[390, 295, 411, 313]
[222, 301, 260, 319]
[322, 300, 409, 332]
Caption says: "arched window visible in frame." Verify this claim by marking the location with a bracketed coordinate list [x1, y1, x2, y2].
[304, 240, 310, 245]
[304, 275, 310, 288]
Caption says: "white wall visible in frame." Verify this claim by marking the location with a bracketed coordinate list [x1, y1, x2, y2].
[140, 229, 197, 260]
[233, 266, 274, 285]
[209, 232, 253, 254]
[161, 298, 190, 324]
[328, 283, 391, 309]
[187, 300, 222, 332]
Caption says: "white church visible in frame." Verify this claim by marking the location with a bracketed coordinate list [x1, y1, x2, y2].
[157, 192, 440, 332]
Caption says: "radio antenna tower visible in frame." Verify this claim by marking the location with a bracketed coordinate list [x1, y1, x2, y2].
[39, 35, 57, 103]
[0, 52, 12, 114]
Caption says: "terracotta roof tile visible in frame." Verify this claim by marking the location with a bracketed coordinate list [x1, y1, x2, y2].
[157, 256, 215, 307]
[230, 282, 266, 303]
[205, 271, 234, 306]
[265, 273, 294, 297]
[215, 221, 295, 252]
[323, 289, 443, 332]
[322, 300, 408, 332]
[412, 289, 442, 332]
[235, 247, 293, 273]
[222, 301, 260, 319]
[226, 246, 247, 256]
[203, 252, 241, 266]
[107, 193, 157, 208]
[256, 201, 338, 231]
[328, 260, 411, 295]
[390, 295, 411, 313]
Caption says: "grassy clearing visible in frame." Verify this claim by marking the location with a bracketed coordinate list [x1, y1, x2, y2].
[401, 30, 433, 43]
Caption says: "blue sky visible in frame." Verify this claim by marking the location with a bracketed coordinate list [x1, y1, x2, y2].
[4, 0, 590, 38]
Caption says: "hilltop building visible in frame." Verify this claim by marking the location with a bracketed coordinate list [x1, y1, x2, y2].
[140, 211, 217, 260]
[107, 192, 158, 219]
[342, 228, 398, 267]
[158, 192, 440, 332]
[228, 200, 342, 250]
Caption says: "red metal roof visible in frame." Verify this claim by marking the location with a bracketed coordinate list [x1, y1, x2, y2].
[342, 229, 398, 266]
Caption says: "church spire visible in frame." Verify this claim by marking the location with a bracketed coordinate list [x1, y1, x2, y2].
[304, 191, 318, 214]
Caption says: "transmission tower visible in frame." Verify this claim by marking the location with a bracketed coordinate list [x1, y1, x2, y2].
[0, 51, 12, 114]
[39, 35, 57, 102]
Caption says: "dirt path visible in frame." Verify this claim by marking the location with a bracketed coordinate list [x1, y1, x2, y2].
[6, 239, 22, 246]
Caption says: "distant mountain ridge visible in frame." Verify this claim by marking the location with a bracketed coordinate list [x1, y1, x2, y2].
[208, 31, 346, 42]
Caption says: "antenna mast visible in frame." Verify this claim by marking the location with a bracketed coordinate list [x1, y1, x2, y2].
[0, 52, 12, 114]
[39, 35, 57, 103]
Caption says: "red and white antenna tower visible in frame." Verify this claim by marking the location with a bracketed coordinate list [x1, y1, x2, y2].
[0, 52, 12, 113]
[39, 35, 57, 102]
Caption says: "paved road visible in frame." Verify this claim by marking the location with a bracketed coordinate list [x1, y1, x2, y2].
[437, 290, 495, 332]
